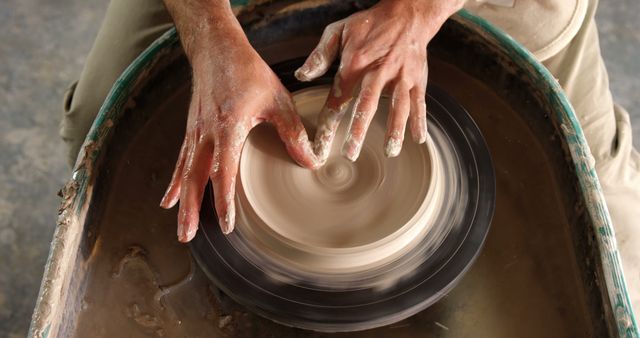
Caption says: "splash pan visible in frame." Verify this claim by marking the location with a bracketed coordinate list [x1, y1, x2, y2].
[191, 59, 495, 332]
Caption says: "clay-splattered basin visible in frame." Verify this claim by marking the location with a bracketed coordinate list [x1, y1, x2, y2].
[29, 1, 637, 337]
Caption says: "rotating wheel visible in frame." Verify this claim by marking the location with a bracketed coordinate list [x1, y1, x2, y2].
[190, 58, 495, 332]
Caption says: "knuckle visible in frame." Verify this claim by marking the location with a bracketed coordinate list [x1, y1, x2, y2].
[326, 19, 345, 33]
[347, 53, 368, 71]
[336, 65, 354, 82]
[375, 56, 394, 69]
[324, 22, 338, 35]
[413, 90, 427, 104]
[214, 109, 236, 127]
[395, 78, 412, 92]
[358, 87, 380, 110]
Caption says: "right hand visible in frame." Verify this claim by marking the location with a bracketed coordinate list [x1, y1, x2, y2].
[160, 2, 319, 242]
[294, 0, 463, 163]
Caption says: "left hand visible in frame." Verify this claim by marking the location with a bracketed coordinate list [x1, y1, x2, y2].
[295, 0, 463, 162]
[159, 2, 319, 242]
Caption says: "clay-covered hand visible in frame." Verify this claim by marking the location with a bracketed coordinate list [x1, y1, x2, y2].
[160, 0, 318, 242]
[295, 0, 463, 162]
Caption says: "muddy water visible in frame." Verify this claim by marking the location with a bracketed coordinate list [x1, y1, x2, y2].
[72, 57, 595, 337]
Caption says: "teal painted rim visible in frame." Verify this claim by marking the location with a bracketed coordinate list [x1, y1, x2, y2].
[457, 9, 638, 336]
[31, 8, 637, 338]
[70, 28, 180, 212]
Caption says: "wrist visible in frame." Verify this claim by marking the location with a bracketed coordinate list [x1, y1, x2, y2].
[380, 0, 463, 26]
[188, 23, 255, 65]
[164, 0, 253, 62]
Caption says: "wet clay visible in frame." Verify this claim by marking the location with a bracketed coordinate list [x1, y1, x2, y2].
[72, 57, 595, 337]
[240, 87, 433, 250]
[235, 86, 465, 278]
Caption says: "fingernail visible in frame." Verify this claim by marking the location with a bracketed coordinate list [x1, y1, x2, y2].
[177, 219, 185, 242]
[313, 141, 330, 165]
[413, 127, 427, 144]
[294, 67, 311, 82]
[160, 190, 169, 208]
[384, 137, 402, 157]
[310, 158, 323, 170]
[342, 135, 362, 162]
[178, 209, 197, 242]
[296, 53, 325, 82]
[420, 104, 428, 144]
[219, 203, 235, 234]
[160, 189, 178, 209]
[297, 132, 323, 169]
[417, 131, 427, 144]
[313, 122, 334, 164]
[178, 211, 189, 243]
[185, 225, 197, 242]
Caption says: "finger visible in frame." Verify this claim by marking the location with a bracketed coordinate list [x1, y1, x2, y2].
[385, 82, 410, 157]
[409, 86, 427, 144]
[160, 137, 188, 209]
[342, 72, 386, 161]
[409, 62, 428, 144]
[295, 21, 344, 82]
[211, 123, 250, 234]
[269, 101, 321, 169]
[176, 138, 214, 243]
[313, 73, 355, 163]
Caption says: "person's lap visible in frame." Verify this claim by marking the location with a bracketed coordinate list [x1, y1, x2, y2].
[60, 0, 172, 166]
[61, 0, 639, 314]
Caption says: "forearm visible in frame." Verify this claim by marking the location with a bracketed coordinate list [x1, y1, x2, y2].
[163, 0, 252, 62]
[379, 0, 464, 37]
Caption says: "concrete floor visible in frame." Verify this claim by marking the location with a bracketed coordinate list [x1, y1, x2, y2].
[0, 1, 638, 337]
[0, 1, 108, 337]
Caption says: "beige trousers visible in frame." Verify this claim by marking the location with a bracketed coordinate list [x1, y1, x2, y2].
[59, 0, 173, 163]
[61, 0, 639, 314]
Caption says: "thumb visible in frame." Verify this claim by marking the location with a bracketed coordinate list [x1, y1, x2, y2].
[268, 97, 320, 169]
[295, 21, 344, 82]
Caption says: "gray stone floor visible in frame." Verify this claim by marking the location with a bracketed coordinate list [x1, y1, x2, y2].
[597, 3, 640, 149]
[0, 1, 108, 337]
[0, 1, 638, 337]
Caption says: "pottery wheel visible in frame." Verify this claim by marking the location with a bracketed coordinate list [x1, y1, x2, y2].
[191, 59, 495, 332]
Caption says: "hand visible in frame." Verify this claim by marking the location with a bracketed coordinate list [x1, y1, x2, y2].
[161, 1, 318, 242]
[295, 0, 463, 162]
